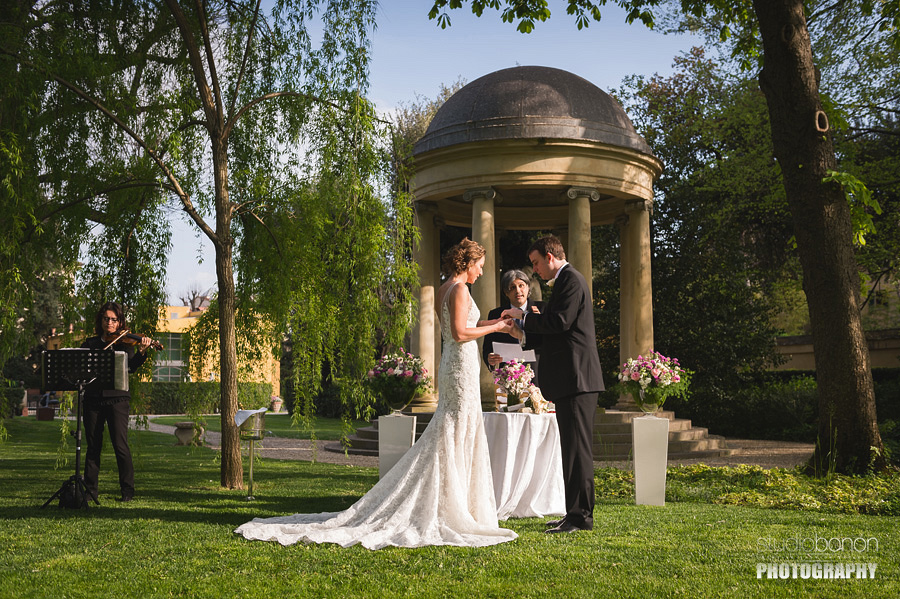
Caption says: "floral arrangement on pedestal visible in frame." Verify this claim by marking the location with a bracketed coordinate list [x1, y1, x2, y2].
[615, 351, 690, 414]
[366, 349, 432, 413]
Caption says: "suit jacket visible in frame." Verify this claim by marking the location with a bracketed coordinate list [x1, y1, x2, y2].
[522, 265, 604, 401]
[482, 299, 544, 367]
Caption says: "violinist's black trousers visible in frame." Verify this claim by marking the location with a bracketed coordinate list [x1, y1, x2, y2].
[82, 399, 134, 500]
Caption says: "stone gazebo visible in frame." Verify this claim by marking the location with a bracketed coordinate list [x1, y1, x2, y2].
[404, 66, 732, 460]
[409, 65, 657, 411]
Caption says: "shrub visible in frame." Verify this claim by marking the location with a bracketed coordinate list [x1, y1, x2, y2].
[131, 381, 273, 414]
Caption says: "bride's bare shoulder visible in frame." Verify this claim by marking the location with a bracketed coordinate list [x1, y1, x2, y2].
[437, 280, 466, 310]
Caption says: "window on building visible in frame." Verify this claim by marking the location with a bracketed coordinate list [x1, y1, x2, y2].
[152, 333, 187, 382]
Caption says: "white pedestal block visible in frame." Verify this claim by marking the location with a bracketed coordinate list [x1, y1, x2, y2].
[378, 414, 417, 478]
[632, 415, 669, 506]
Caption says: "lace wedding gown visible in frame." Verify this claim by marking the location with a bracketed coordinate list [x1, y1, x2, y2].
[234, 283, 517, 549]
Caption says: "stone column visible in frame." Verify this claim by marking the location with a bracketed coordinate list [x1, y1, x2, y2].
[409, 204, 439, 412]
[567, 187, 599, 297]
[617, 199, 654, 410]
[464, 187, 499, 410]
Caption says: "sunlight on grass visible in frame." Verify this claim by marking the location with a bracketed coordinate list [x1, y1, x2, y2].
[149, 413, 367, 441]
[1, 418, 899, 598]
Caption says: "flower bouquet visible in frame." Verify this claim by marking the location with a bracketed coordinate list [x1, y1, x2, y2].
[615, 351, 690, 414]
[366, 349, 432, 414]
[494, 359, 534, 405]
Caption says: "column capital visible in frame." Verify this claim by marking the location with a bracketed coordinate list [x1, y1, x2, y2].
[566, 186, 601, 201]
[615, 214, 629, 228]
[415, 202, 445, 229]
[625, 198, 654, 214]
[463, 187, 497, 203]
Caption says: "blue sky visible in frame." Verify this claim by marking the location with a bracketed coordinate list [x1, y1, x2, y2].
[165, 1, 699, 302]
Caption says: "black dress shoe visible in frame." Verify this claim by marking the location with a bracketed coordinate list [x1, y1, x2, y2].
[545, 518, 565, 528]
[545, 521, 591, 534]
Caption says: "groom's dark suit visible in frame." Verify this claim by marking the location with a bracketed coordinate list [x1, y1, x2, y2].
[522, 264, 604, 529]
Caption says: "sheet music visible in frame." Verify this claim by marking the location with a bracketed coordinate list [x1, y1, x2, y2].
[492, 342, 536, 363]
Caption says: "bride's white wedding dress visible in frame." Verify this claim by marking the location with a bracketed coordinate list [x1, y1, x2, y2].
[234, 283, 517, 549]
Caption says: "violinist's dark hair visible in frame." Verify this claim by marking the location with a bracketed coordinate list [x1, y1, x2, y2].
[94, 302, 126, 337]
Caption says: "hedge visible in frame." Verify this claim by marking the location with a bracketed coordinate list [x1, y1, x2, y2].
[132, 381, 273, 415]
[1, 387, 24, 418]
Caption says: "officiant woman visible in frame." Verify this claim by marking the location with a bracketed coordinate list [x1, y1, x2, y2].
[482, 269, 543, 383]
[80, 301, 153, 503]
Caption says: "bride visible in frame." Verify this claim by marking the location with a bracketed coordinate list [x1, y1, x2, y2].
[235, 238, 518, 549]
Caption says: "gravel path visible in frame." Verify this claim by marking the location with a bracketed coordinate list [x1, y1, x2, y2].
[145, 421, 812, 470]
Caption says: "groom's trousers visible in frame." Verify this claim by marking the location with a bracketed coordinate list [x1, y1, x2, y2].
[555, 391, 598, 529]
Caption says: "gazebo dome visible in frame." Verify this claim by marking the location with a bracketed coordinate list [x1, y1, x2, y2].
[414, 65, 652, 156]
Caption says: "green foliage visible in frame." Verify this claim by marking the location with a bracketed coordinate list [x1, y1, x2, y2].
[2, 1, 420, 487]
[822, 170, 882, 247]
[670, 374, 820, 442]
[596, 49, 787, 412]
[134, 381, 272, 415]
[593, 464, 900, 515]
[0, 385, 22, 419]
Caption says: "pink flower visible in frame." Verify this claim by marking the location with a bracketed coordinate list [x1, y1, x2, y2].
[630, 372, 641, 381]
[386, 368, 394, 375]
[367, 370, 375, 378]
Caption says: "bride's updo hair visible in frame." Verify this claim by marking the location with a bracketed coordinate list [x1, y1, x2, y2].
[441, 237, 485, 277]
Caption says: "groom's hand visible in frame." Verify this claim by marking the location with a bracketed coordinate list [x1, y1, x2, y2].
[501, 307, 524, 320]
[501, 317, 524, 340]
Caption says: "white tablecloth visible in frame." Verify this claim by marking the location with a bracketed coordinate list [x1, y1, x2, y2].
[482, 412, 565, 520]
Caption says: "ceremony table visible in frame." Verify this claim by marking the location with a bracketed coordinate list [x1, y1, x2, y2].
[482, 412, 565, 520]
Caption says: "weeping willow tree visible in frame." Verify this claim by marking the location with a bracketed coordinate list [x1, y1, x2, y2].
[1, 0, 418, 487]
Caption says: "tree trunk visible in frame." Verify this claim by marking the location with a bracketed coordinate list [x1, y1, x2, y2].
[752, 0, 885, 474]
[212, 135, 243, 489]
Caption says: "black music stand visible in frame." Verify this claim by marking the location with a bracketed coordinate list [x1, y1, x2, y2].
[40, 349, 118, 509]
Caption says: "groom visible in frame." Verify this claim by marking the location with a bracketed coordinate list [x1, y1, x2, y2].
[503, 236, 604, 533]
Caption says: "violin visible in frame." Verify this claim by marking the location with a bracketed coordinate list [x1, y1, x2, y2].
[103, 329, 164, 351]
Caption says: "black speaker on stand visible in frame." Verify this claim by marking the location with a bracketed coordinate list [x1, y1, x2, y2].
[40, 349, 122, 509]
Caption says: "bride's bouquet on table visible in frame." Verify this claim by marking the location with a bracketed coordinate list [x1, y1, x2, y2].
[494, 359, 552, 414]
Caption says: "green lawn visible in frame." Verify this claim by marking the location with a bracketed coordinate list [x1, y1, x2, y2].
[1, 417, 898, 598]
[149, 413, 368, 440]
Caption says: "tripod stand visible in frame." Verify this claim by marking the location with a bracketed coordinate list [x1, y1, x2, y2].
[41, 378, 98, 509]
[40, 349, 121, 509]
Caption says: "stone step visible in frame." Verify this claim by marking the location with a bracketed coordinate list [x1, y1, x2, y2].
[595, 427, 711, 444]
[342, 412, 433, 454]
[594, 419, 693, 434]
[595, 437, 730, 453]
[595, 409, 676, 423]
[594, 435, 734, 459]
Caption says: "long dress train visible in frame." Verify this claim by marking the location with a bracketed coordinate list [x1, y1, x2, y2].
[234, 283, 517, 549]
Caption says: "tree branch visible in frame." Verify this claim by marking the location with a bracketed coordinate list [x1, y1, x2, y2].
[1, 47, 218, 245]
[224, 90, 387, 139]
[194, 0, 225, 119]
[163, 0, 218, 129]
[229, 0, 263, 119]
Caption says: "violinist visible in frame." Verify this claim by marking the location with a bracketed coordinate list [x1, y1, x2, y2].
[80, 301, 155, 503]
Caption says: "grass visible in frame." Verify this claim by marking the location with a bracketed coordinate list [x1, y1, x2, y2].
[149, 413, 368, 441]
[1, 417, 898, 598]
